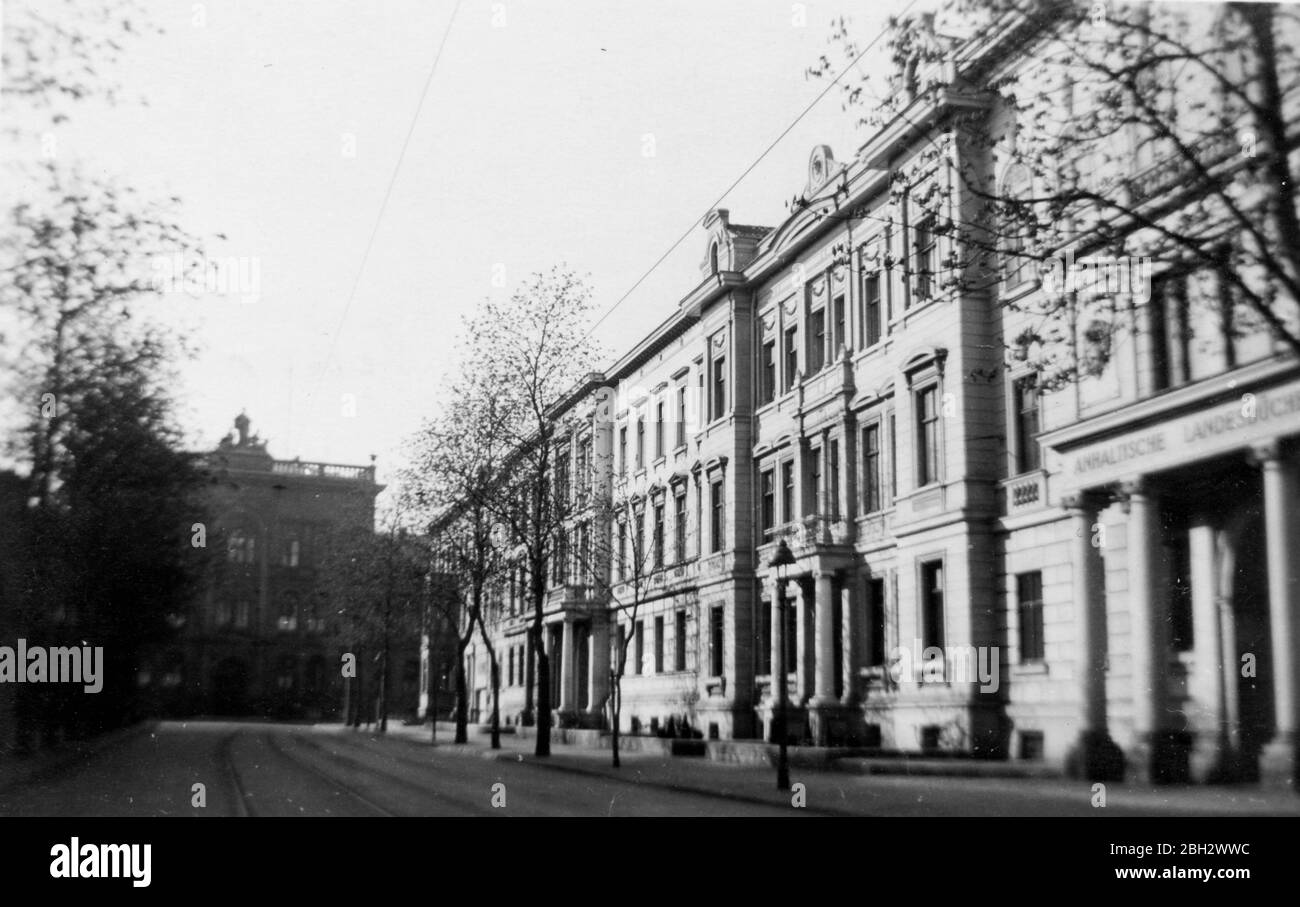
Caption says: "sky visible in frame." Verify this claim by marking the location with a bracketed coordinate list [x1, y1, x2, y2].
[2, 0, 912, 489]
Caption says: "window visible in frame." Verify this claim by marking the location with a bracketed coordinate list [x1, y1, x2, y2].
[760, 337, 777, 405]
[913, 215, 936, 302]
[216, 600, 233, 628]
[808, 308, 826, 374]
[281, 537, 300, 568]
[654, 615, 664, 673]
[784, 324, 799, 391]
[553, 529, 569, 585]
[676, 385, 687, 448]
[916, 387, 941, 487]
[709, 479, 724, 553]
[832, 294, 846, 357]
[636, 418, 645, 469]
[1017, 571, 1044, 663]
[781, 460, 795, 525]
[711, 350, 727, 420]
[277, 594, 298, 632]
[760, 469, 775, 535]
[276, 656, 295, 691]
[868, 577, 886, 667]
[888, 412, 897, 497]
[617, 519, 627, 582]
[675, 610, 687, 671]
[619, 427, 628, 476]
[862, 424, 881, 513]
[757, 598, 772, 675]
[616, 624, 627, 674]
[709, 606, 725, 677]
[1151, 273, 1189, 392]
[694, 481, 703, 557]
[556, 452, 570, 504]
[1002, 165, 1032, 289]
[234, 600, 250, 629]
[674, 490, 687, 563]
[634, 511, 645, 575]
[863, 274, 882, 347]
[634, 620, 644, 675]
[655, 401, 665, 458]
[920, 560, 945, 653]
[227, 531, 255, 564]
[305, 596, 325, 633]
[653, 503, 665, 570]
[1013, 375, 1041, 473]
[809, 447, 822, 516]
[508, 647, 515, 686]
[829, 440, 840, 520]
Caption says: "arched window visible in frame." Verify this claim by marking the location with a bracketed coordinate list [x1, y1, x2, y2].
[1001, 164, 1034, 289]
[709, 242, 719, 275]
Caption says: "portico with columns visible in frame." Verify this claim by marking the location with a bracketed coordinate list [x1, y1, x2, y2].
[1040, 376, 1300, 788]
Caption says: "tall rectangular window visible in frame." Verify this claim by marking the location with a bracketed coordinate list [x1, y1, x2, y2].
[863, 274, 882, 347]
[760, 469, 775, 535]
[809, 447, 822, 516]
[1017, 571, 1044, 663]
[808, 308, 826, 374]
[634, 620, 644, 676]
[616, 624, 626, 674]
[1014, 375, 1041, 473]
[913, 216, 935, 303]
[655, 401, 665, 458]
[676, 385, 687, 448]
[710, 606, 725, 678]
[654, 615, 665, 673]
[653, 503, 665, 570]
[760, 337, 777, 405]
[921, 560, 945, 652]
[619, 427, 627, 476]
[781, 460, 795, 525]
[634, 511, 645, 577]
[674, 489, 687, 563]
[916, 387, 940, 487]
[695, 482, 703, 557]
[888, 412, 897, 497]
[675, 609, 687, 671]
[712, 352, 727, 420]
[833, 294, 846, 357]
[709, 479, 724, 553]
[862, 424, 881, 513]
[636, 418, 645, 469]
[784, 325, 799, 390]
[829, 440, 840, 520]
[617, 519, 627, 582]
[868, 577, 886, 667]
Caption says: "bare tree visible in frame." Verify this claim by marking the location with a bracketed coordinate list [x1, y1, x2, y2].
[452, 267, 600, 757]
[806, 0, 1300, 387]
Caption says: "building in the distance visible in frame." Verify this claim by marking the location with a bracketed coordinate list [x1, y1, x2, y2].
[138, 413, 386, 720]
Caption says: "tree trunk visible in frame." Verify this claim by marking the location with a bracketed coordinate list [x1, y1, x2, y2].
[378, 646, 389, 734]
[534, 637, 551, 757]
[454, 650, 469, 744]
[611, 672, 621, 769]
[490, 661, 501, 750]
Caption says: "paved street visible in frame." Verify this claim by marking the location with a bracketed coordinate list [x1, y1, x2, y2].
[2, 720, 1298, 817]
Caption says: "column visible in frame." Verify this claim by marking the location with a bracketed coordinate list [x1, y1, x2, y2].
[768, 578, 783, 695]
[841, 576, 860, 704]
[1066, 493, 1121, 779]
[559, 618, 576, 714]
[812, 571, 837, 706]
[793, 581, 810, 703]
[1255, 442, 1299, 785]
[1121, 477, 1165, 778]
[1188, 518, 1231, 780]
[588, 613, 610, 723]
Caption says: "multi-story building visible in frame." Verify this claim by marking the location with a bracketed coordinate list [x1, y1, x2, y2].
[459, 1, 1299, 787]
[139, 413, 386, 719]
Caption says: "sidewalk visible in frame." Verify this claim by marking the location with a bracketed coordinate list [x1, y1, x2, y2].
[0, 720, 158, 796]
[319, 720, 1300, 817]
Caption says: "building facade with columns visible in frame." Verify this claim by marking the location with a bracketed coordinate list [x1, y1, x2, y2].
[455, 3, 1299, 786]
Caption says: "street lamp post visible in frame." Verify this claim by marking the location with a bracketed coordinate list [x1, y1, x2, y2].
[768, 539, 796, 791]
